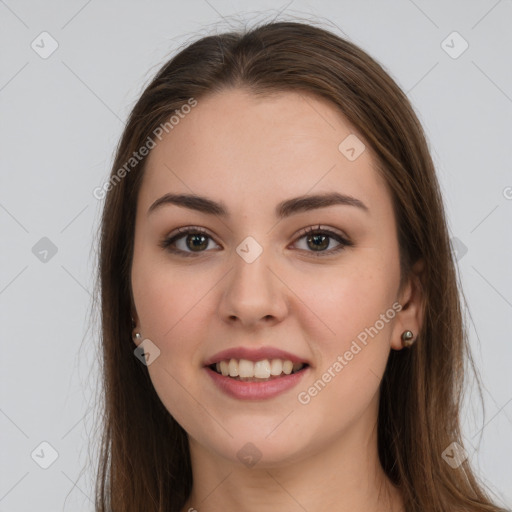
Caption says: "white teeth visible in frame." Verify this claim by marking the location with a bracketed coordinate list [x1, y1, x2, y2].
[254, 360, 271, 378]
[282, 360, 293, 375]
[212, 358, 305, 379]
[238, 359, 254, 378]
[270, 359, 283, 375]
[219, 360, 229, 376]
[228, 358, 239, 377]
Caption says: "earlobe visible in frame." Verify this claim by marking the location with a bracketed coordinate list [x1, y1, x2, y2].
[391, 259, 425, 351]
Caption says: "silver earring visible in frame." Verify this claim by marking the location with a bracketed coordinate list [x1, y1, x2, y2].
[133, 332, 142, 342]
[401, 330, 415, 348]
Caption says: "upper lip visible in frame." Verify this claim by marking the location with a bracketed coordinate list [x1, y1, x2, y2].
[204, 346, 310, 366]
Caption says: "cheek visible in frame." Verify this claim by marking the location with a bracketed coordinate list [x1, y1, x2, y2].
[288, 252, 400, 418]
[288, 265, 399, 444]
[131, 248, 223, 362]
[131, 245, 213, 341]
[131, 259, 215, 429]
[295, 253, 400, 350]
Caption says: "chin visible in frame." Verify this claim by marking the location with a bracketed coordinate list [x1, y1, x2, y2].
[193, 425, 313, 469]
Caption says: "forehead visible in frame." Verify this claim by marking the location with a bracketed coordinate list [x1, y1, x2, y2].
[140, 88, 389, 216]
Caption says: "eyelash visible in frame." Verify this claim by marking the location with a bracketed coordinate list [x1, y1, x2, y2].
[159, 225, 353, 258]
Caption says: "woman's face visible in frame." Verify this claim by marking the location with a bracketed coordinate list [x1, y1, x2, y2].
[131, 88, 420, 467]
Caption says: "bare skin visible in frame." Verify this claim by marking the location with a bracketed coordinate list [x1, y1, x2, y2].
[130, 88, 423, 512]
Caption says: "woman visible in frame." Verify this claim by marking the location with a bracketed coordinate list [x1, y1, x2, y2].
[94, 20, 508, 512]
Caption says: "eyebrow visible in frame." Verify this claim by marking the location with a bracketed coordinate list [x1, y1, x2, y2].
[147, 191, 369, 218]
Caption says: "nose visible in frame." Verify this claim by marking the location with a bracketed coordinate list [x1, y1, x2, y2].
[217, 247, 288, 329]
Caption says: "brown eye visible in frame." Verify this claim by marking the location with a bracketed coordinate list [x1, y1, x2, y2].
[293, 225, 353, 256]
[160, 227, 220, 256]
[184, 233, 209, 251]
[305, 232, 330, 251]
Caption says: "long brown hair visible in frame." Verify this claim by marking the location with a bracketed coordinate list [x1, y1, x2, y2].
[93, 19, 508, 512]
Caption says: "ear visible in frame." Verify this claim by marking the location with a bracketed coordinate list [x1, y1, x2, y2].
[390, 258, 425, 351]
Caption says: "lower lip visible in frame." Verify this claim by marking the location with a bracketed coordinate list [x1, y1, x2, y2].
[205, 366, 309, 400]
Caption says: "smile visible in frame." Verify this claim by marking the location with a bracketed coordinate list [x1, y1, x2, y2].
[210, 358, 307, 381]
[205, 360, 309, 400]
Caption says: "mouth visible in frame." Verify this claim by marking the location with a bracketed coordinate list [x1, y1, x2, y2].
[207, 358, 309, 382]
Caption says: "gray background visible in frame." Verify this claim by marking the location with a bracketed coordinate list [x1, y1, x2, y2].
[1, 0, 511, 510]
